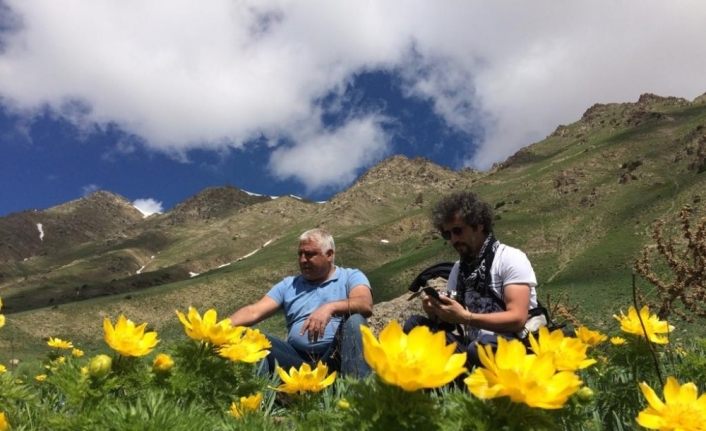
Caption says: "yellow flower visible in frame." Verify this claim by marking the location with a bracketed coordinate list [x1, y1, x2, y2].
[103, 314, 159, 357]
[614, 305, 674, 344]
[35, 374, 47, 382]
[637, 377, 706, 430]
[72, 348, 84, 358]
[88, 354, 112, 378]
[528, 327, 596, 371]
[337, 399, 351, 410]
[0, 297, 5, 329]
[0, 411, 9, 431]
[229, 392, 262, 418]
[610, 336, 627, 345]
[152, 353, 174, 373]
[575, 326, 607, 346]
[274, 362, 336, 394]
[218, 327, 271, 363]
[47, 337, 73, 350]
[465, 337, 582, 409]
[0, 364, 6, 374]
[674, 346, 688, 358]
[360, 320, 467, 391]
[176, 307, 243, 346]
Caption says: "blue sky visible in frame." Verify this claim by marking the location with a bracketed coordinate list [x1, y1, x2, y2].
[1, 70, 473, 214]
[1, 1, 706, 216]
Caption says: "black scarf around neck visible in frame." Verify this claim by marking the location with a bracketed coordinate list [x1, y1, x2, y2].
[455, 232, 501, 342]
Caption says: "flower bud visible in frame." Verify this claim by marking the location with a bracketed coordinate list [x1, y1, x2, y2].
[576, 387, 594, 403]
[152, 353, 174, 373]
[88, 354, 112, 378]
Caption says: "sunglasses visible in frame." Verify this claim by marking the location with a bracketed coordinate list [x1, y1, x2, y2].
[440, 226, 464, 240]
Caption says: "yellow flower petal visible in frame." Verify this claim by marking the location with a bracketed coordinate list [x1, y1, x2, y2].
[361, 320, 466, 392]
[466, 337, 581, 409]
[637, 377, 706, 430]
[274, 361, 336, 394]
[615, 306, 674, 344]
[610, 336, 627, 345]
[0, 411, 9, 431]
[103, 314, 159, 357]
[217, 327, 270, 363]
[230, 392, 262, 418]
[47, 337, 74, 349]
[575, 326, 608, 346]
[176, 307, 245, 345]
[529, 327, 596, 371]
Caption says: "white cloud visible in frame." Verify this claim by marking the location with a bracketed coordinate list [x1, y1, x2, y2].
[132, 198, 163, 217]
[269, 115, 390, 190]
[81, 184, 99, 196]
[0, 0, 705, 184]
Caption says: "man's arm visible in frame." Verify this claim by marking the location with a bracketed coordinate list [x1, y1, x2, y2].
[229, 296, 280, 327]
[330, 284, 373, 317]
[300, 284, 373, 342]
[428, 283, 530, 333]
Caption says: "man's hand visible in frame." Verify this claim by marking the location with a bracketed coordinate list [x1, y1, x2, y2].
[426, 295, 470, 325]
[421, 294, 439, 318]
[300, 303, 334, 343]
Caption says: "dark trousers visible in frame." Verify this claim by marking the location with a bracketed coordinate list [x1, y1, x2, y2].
[403, 314, 501, 369]
[264, 313, 371, 378]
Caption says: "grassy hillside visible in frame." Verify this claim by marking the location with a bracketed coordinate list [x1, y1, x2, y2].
[2, 92, 706, 362]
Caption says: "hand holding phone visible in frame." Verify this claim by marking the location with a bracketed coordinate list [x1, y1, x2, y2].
[422, 287, 442, 300]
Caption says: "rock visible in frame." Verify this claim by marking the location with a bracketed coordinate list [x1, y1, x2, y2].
[367, 277, 447, 335]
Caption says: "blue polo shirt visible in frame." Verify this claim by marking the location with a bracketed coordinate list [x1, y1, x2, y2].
[266, 267, 370, 354]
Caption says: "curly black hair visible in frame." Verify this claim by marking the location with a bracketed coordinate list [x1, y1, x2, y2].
[431, 191, 494, 234]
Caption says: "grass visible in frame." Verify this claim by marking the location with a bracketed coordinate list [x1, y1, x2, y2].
[3, 94, 706, 363]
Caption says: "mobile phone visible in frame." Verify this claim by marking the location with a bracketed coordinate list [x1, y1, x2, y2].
[422, 287, 441, 300]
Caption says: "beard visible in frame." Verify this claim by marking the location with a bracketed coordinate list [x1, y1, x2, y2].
[454, 242, 475, 262]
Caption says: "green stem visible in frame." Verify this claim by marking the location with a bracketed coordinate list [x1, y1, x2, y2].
[632, 273, 664, 386]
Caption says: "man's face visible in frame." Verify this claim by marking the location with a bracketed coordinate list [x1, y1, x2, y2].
[298, 239, 334, 283]
[440, 213, 486, 261]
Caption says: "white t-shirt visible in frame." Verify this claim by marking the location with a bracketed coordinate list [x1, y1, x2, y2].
[446, 243, 538, 337]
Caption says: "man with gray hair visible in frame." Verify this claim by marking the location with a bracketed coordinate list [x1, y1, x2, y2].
[229, 228, 373, 377]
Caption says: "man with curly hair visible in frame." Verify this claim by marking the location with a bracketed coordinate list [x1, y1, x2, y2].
[405, 191, 539, 367]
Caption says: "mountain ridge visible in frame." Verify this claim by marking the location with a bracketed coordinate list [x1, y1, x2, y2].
[0, 191, 144, 263]
[2, 91, 706, 360]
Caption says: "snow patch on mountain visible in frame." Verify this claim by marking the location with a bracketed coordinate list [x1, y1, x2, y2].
[243, 189, 271, 198]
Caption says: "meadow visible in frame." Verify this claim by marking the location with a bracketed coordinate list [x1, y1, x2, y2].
[1, 296, 705, 430]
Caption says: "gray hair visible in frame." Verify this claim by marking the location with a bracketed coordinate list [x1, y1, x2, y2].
[299, 228, 335, 254]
